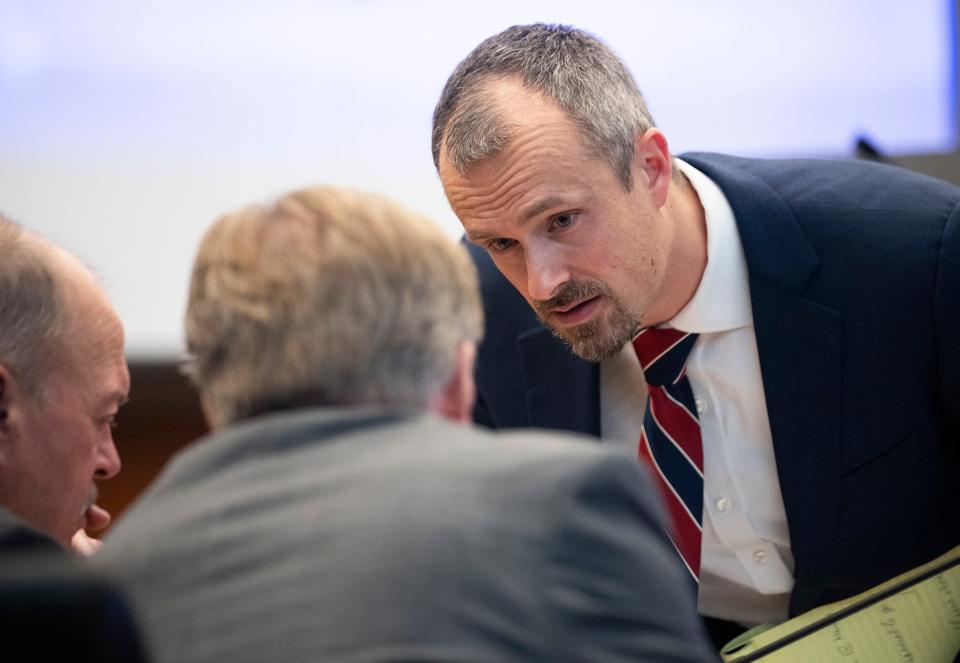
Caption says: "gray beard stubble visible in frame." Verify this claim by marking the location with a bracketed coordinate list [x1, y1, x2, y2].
[532, 279, 642, 363]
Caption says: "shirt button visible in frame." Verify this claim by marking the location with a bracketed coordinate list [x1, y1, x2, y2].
[716, 497, 730, 512]
[695, 398, 708, 414]
[753, 550, 768, 565]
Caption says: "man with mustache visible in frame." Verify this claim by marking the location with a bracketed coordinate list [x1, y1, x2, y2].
[433, 23, 960, 643]
[0, 214, 129, 555]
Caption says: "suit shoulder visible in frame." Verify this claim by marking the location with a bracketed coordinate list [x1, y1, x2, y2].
[682, 151, 960, 219]
[429, 419, 661, 508]
[445, 417, 615, 462]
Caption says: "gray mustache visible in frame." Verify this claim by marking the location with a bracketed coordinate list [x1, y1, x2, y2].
[533, 280, 609, 317]
[84, 485, 100, 512]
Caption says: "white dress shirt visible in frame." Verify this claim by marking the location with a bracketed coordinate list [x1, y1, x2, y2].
[600, 159, 794, 626]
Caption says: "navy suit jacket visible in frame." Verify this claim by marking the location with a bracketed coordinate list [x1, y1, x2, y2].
[467, 152, 960, 616]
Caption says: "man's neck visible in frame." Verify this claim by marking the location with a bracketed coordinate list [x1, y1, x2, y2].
[648, 172, 708, 326]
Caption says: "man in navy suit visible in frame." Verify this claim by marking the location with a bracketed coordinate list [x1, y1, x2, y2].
[431, 23, 960, 635]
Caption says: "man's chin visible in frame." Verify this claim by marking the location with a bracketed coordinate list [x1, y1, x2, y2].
[550, 321, 635, 363]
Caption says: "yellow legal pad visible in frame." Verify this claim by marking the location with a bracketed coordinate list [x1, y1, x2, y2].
[721, 545, 960, 662]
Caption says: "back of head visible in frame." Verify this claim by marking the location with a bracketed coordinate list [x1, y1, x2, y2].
[432, 23, 657, 189]
[185, 187, 483, 427]
[0, 215, 66, 400]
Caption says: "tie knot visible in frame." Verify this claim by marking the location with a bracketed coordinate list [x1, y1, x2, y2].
[632, 328, 699, 386]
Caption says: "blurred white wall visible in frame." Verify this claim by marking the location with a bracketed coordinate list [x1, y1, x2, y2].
[0, 0, 953, 357]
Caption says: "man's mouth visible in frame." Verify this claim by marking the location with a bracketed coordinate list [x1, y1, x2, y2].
[551, 295, 602, 326]
[81, 486, 111, 532]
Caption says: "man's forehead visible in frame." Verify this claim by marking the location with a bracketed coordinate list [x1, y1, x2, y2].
[442, 125, 580, 193]
[58, 274, 129, 404]
[443, 131, 591, 215]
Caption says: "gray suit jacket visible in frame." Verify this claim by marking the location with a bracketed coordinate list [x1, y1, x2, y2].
[97, 407, 716, 662]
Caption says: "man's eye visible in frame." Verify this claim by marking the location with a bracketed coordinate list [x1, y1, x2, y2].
[489, 238, 517, 252]
[551, 212, 576, 230]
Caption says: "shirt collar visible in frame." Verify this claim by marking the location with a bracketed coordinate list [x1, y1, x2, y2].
[668, 159, 753, 333]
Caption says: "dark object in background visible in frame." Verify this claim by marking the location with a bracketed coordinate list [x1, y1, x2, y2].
[0, 555, 149, 662]
[854, 135, 888, 162]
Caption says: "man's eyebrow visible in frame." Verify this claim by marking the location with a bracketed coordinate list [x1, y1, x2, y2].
[520, 195, 567, 222]
[465, 230, 494, 244]
[464, 195, 571, 244]
[101, 392, 130, 410]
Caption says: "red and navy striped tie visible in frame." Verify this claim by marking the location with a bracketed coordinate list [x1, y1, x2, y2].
[632, 328, 703, 581]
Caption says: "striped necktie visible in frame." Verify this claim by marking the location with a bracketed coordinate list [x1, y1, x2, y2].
[632, 327, 703, 581]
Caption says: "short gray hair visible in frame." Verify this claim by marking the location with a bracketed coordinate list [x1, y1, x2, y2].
[0, 215, 69, 399]
[432, 23, 658, 189]
[184, 187, 484, 426]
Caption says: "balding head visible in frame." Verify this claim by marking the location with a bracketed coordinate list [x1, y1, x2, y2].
[0, 218, 70, 398]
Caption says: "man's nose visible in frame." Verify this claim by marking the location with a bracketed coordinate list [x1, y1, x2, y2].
[95, 438, 122, 480]
[525, 244, 569, 302]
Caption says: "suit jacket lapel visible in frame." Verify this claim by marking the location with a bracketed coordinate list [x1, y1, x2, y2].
[517, 326, 601, 437]
[683, 153, 843, 612]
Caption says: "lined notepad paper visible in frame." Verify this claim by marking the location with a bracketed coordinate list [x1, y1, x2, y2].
[722, 545, 960, 662]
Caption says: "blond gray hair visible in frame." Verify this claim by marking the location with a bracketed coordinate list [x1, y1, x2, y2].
[432, 23, 658, 189]
[184, 187, 483, 426]
[0, 215, 69, 398]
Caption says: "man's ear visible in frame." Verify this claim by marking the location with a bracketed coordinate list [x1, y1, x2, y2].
[0, 363, 12, 432]
[0, 363, 23, 459]
[427, 341, 477, 424]
[0, 363, 36, 442]
[633, 127, 673, 208]
[198, 393, 221, 431]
